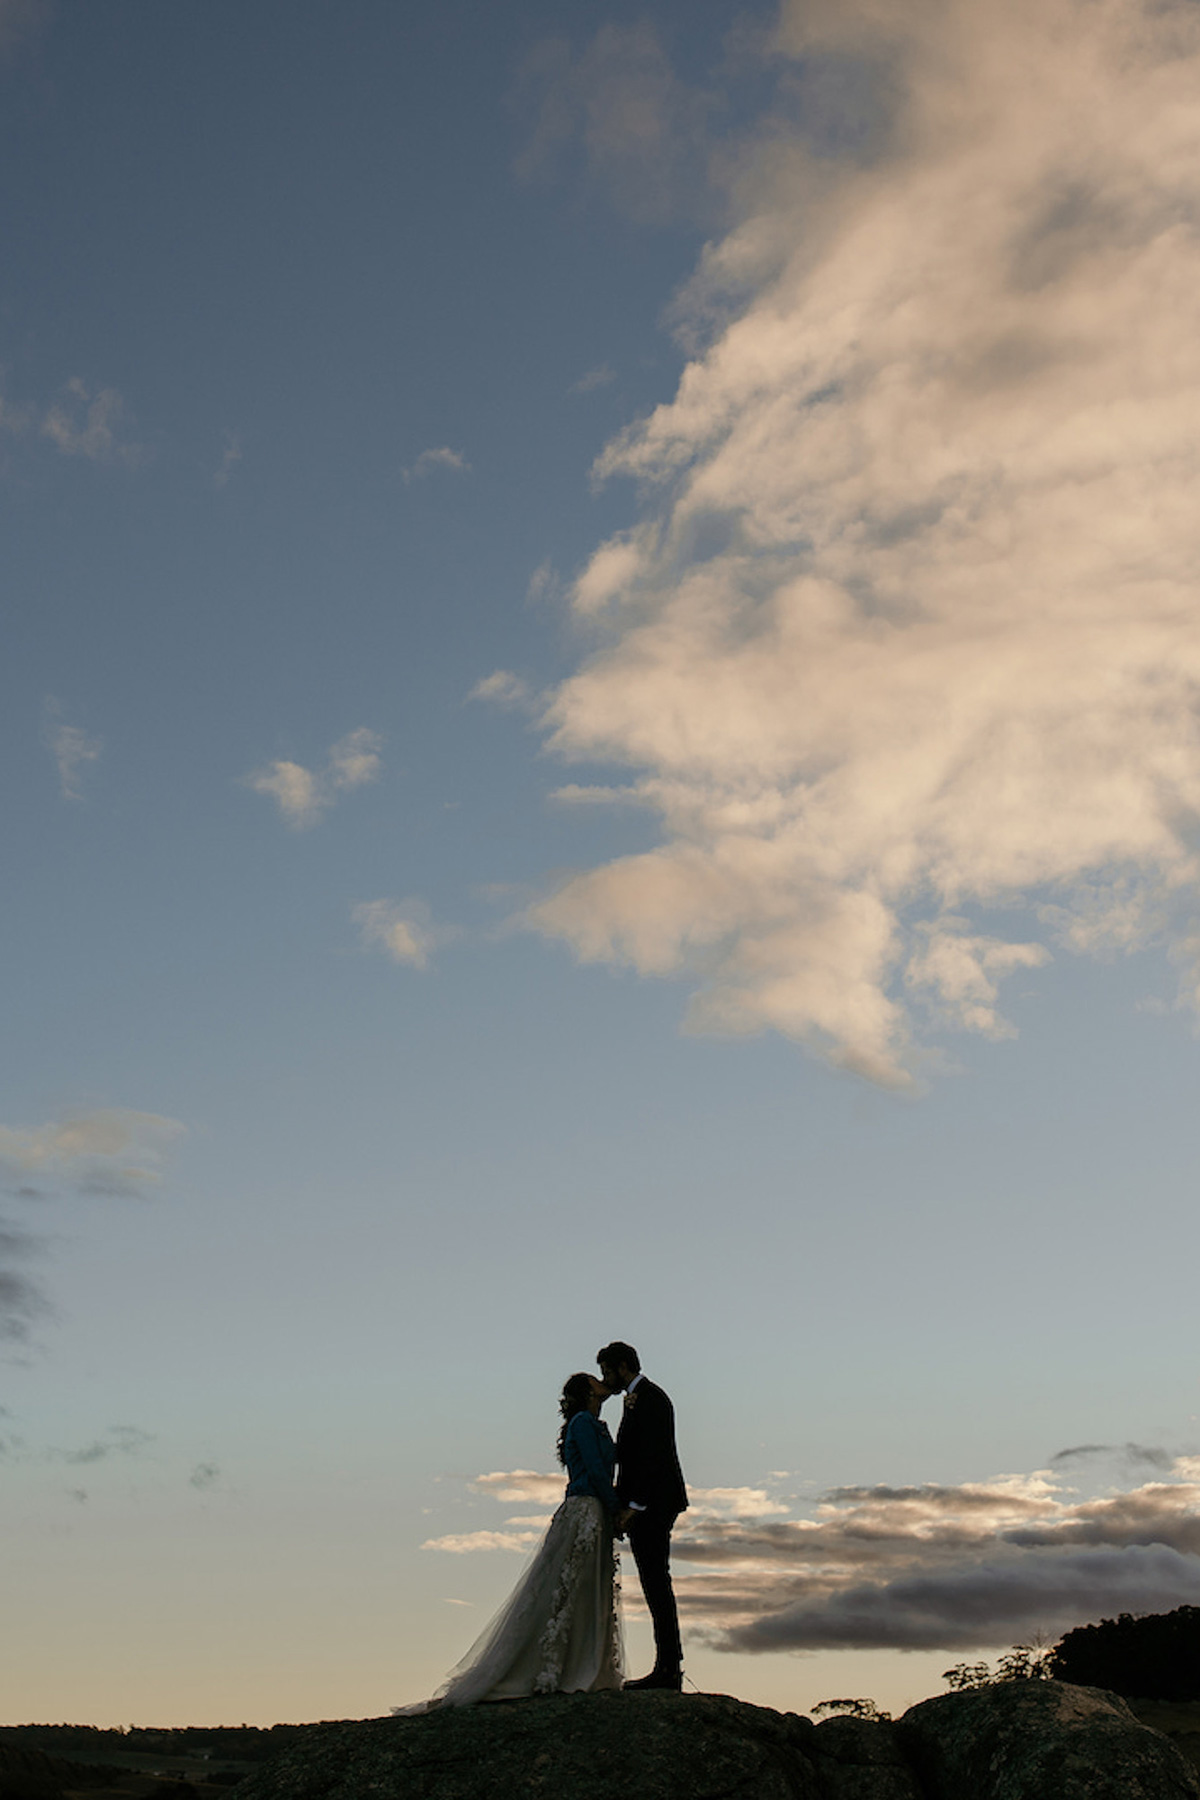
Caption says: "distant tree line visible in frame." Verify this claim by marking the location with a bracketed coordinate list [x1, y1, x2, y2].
[1048, 1605, 1200, 1700]
[0, 1724, 314, 1766]
[937, 1607, 1200, 1703]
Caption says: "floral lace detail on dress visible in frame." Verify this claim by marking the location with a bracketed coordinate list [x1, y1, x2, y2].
[532, 1497, 608, 1694]
[609, 1544, 622, 1675]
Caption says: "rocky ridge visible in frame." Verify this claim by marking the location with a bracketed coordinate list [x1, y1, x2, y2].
[229, 1680, 1200, 1800]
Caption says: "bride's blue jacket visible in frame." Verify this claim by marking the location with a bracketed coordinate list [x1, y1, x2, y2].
[563, 1411, 618, 1512]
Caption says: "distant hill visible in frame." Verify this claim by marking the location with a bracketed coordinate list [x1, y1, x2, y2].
[0, 1724, 314, 1800]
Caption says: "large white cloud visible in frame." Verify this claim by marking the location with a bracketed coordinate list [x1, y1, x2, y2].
[528, 0, 1200, 1084]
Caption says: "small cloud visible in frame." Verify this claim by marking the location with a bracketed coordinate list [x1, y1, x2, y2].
[0, 0, 53, 63]
[327, 727, 383, 792]
[57, 1425, 155, 1466]
[43, 699, 102, 802]
[0, 388, 31, 436]
[41, 378, 140, 465]
[423, 1529, 541, 1554]
[442, 1597, 474, 1607]
[353, 898, 440, 970]
[569, 364, 616, 395]
[526, 561, 559, 605]
[0, 1261, 49, 1345]
[469, 670, 531, 709]
[0, 1116, 182, 1347]
[244, 759, 319, 827]
[906, 920, 1051, 1040]
[1051, 1443, 1176, 1472]
[512, 22, 719, 227]
[66, 1487, 88, 1503]
[689, 1486, 791, 1520]
[0, 1109, 186, 1197]
[213, 431, 242, 489]
[550, 784, 639, 806]
[189, 1461, 221, 1490]
[402, 446, 470, 484]
[243, 728, 383, 829]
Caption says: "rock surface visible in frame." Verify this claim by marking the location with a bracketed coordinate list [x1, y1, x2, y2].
[228, 1681, 1200, 1800]
[901, 1680, 1200, 1800]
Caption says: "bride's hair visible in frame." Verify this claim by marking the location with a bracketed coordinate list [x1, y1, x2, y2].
[556, 1372, 594, 1465]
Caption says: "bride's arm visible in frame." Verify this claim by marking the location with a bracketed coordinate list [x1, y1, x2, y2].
[568, 1413, 620, 1512]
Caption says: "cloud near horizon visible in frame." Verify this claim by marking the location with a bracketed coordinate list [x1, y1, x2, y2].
[526, 0, 1200, 1085]
[244, 728, 383, 829]
[425, 1457, 1200, 1653]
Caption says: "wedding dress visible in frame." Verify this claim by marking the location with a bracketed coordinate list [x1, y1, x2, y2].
[429, 1494, 622, 1705]
[396, 1405, 623, 1711]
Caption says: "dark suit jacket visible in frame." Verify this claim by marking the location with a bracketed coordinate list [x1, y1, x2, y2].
[614, 1377, 688, 1517]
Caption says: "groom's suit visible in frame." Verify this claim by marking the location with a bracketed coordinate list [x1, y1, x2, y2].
[615, 1375, 688, 1674]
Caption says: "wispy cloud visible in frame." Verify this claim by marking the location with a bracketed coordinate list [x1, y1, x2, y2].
[54, 1425, 156, 1466]
[425, 1458, 1200, 1652]
[244, 728, 383, 829]
[43, 699, 102, 801]
[1051, 1442, 1176, 1472]
[513, 22, 719, 226]
[525, 0, 1200, 1086]
[0, 0, 52, 63]
[526, 561, 558, 606]
[471, 1471, 564, 1506]
[0, 1109, 186, 1197]
[402, 445, 470, 484]
[469, 670, 531, 709]
[0, 1111, 184, 1347]
[41, 378, 141, 465]
[213, 431, 242, 489]
[0, 1230, 49, 1343]
[352, 898, 441, 970]
[569, 364, 616, 396]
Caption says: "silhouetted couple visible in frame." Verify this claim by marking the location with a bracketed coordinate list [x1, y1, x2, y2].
[413, 1341, 687, 1707]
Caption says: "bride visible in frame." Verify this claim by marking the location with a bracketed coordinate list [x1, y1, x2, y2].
[407, 1374, 625, 1707]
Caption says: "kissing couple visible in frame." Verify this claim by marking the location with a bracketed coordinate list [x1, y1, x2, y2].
[411, 1341, 688, 1708]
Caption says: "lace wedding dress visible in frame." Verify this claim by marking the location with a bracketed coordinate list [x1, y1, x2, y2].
[403, 1494, 623, 1708]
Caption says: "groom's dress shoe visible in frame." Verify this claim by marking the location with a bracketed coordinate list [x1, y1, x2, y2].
[624, 1669, 683, 1692]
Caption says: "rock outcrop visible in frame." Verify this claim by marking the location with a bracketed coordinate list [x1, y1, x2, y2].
[229, 1681, 1200, 1800]
[902, 1679, 1200, 1800]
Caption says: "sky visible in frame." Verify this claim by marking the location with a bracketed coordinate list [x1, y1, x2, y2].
[4, 0, 1200, 1728]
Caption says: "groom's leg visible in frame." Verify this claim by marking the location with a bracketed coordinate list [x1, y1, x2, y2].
[628, 1509, 682, 1673]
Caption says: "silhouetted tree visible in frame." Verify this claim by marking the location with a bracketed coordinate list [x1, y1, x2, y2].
[1050, 1605, 1200, 1700]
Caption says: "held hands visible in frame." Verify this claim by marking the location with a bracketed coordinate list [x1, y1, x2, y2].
[615, 1507, 635, 1537]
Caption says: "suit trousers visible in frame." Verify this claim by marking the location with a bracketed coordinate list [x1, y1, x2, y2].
[627, 1508, 682, 1672]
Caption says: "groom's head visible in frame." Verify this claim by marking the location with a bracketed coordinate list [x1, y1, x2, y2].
[597, 1340, 640, 1392]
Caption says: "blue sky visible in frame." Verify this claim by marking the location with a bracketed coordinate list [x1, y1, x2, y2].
[5, 0, 1200, 1727]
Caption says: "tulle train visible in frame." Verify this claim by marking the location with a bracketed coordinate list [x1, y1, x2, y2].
[434, 1495, 623, 1706]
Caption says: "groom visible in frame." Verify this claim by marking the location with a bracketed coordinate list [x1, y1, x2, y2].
[597, 1339, 688, 1692]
